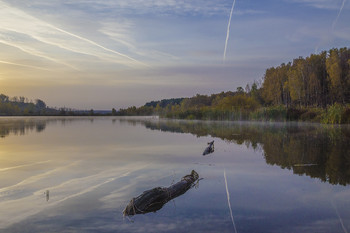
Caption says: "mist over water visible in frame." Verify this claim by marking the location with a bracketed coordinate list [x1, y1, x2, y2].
[0, 117, 349, 233]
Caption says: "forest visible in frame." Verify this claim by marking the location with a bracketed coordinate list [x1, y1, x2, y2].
[118, 47, 350, 124]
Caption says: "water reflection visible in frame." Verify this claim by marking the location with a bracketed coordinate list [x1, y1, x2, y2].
[1, 117, 350, 232]
[125, 119, 350, 186]
[1, 117, 349, 186]
[0, 118, 46, 137]
[0, 117, 108, 138]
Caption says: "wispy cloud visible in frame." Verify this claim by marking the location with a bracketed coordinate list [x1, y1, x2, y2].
[0, 31, 80, 70]
[61, 0, 229, 16]
[290, 0, 347, 10]
[0, 60, 51, 71]
[0, 1, 145, 69]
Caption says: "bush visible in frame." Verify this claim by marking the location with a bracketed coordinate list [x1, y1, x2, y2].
[249, 106, 287, 121]
[299, 108, 324, 122]
[322, 103, 344, 124]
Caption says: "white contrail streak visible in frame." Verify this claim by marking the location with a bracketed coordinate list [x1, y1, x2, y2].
[223, 0, 236, 62]
[0, 1, 147, 68]
[332, 0, 347, 29]
[49, 25, 147, 67]
[331, 199, 348, 233]
[314, 0, 347, 53]
[224, 169, 238, 233]
[0, 60, 51, 71]
[0, 40, 79, 70]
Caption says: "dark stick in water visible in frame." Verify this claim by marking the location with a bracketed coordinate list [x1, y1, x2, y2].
[123, 170, 199, 216]
[203, 141, 214, 155]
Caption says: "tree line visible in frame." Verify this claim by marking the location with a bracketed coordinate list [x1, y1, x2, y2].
[0, 94, 54, 115]
[118, 47, 350, 124]
[262, 47, 350, 107]
[0, 94, 104, 116]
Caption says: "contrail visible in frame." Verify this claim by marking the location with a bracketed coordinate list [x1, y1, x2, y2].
[331, 199, 348, 233]
[315, 0, 346, 53]
[0, 60, 51, 71]
[0, 40, 79, 70]
[49, 25, 148, 67]
[0, 1, 147, 68]
[315, 0, 347, 53]
[223, 0, 236, 62]
[224, 169, 238, 233]
[332, 0, 347, 29]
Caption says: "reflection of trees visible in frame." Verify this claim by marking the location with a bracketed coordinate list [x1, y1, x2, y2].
[0, 119, 47, 137]
[0, 117, 104, 138]
[132, 119, 350, 186]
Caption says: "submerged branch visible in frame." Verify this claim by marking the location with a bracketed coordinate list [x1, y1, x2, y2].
[123, 170, 199, 216]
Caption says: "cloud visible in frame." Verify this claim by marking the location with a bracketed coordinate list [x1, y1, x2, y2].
[60, 0, 229, 16]
[0, 1, 145, 69]
[0, 60, 51, 71]
[289, 0, 348, 10]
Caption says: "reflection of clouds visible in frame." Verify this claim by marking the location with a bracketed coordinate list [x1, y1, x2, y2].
[117, 214, 232, 233]
[0, 161, 80, 199]
[0, 163, 148, 229]
[290, 218, 345, 233]
[100, 164, 179, 209]
[0, 160, 50, 172]
[1, 117, 350, 232]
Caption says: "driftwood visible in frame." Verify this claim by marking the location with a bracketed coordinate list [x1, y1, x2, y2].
[123, 170, 199, 216]
[203, 140, 214, 155]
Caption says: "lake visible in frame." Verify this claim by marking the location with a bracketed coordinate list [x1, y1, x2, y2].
[0, 117, 350, 233]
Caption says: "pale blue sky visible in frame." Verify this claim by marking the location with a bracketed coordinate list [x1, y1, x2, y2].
[0, 0, 349, 109]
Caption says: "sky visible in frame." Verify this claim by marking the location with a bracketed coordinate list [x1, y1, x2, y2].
[0, 0, 349, 109]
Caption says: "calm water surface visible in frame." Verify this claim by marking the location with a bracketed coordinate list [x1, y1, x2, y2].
[0, 117, 350, 233]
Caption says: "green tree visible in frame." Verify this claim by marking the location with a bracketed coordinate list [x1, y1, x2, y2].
[288, 58, 306, 107]
[35, 99, 46, 109]
[326, 49, 343, 103]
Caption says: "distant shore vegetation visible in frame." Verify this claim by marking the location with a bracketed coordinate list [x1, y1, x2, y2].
[0, 94, 111, 116]
[118, 47, 350, 124]
[1, 47, 349, 123]
[0, 94, 55, 116]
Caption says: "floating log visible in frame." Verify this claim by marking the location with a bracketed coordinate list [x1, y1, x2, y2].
[203, 140, 214, 155]
[123, 170, 199, 216]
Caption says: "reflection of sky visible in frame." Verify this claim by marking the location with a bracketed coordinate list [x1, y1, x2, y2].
[0, 117, 349, 232]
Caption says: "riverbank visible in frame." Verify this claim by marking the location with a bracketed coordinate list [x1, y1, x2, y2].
[161, 104, 350, 124]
